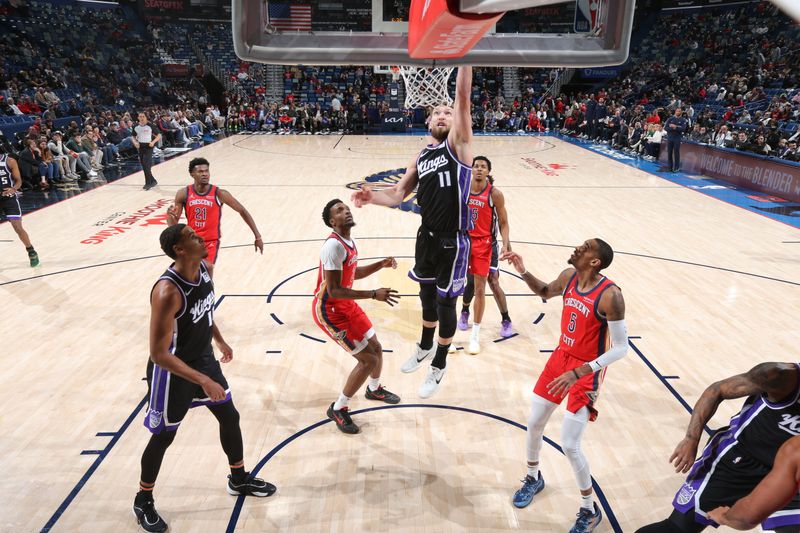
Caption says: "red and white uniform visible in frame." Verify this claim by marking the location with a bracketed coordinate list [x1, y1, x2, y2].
[467, 182, 495, 277]
[184, 184, 223, 263]
[312, 232, 374, 354]
[534, 272, 618, 421]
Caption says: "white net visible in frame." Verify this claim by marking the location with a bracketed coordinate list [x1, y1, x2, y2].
[398, 66, 455, 109]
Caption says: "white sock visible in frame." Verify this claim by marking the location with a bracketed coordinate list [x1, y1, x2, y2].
[471, 323, 481, 339]
[333, 393, 350, 411]
[527, 462, 539, 479]
[368, 378, 380, 392]
[581, 493, 594, 511]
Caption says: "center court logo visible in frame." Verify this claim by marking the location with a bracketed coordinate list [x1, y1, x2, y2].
[347, 169, 421, 215]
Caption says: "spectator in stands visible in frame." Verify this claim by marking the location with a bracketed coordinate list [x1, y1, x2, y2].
[17, 139, 49, 191]
[730, 131, 752, 151]
[750, 134, 772, 156]
[775, 138, 790, 159]
[782, 141, 797, 161]
[81, 128, 103, 169]
[646, 123, 664, 161]
[664, 107, 689, 172]
[65, 132, 97, 178]
[628, 121, 645, 155]
[713, 125, 733, 147]
[38, 139, 60, 184]
[47, 132, 76, 180]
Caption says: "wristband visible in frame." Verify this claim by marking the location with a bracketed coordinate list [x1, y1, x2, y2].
[371, 290, 376, 299]
[520, 270, 528, 276]
[572, 369, 580, 379]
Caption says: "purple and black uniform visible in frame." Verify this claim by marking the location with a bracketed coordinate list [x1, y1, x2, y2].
[0, 155, 22, 220]
[673, 364, 800, 530]
[408, 138, 472, 297]
[143, 262, 231, 434]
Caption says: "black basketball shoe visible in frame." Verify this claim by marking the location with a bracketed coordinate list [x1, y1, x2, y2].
[133, 493, 167, 533]
[327, 402, 360, 434]
[365, 385, 401, 404]
[227, 473, 277, 497]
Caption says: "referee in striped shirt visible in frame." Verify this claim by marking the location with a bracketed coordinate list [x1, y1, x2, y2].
[133, 112, 161, 190]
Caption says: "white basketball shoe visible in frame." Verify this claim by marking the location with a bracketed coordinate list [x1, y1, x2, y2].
[401, 343, 435, 373]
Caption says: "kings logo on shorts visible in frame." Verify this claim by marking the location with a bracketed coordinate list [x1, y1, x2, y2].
[148, 409, 163, 429]
[347, 169, 420, 215]
[676, 483, 696, 505]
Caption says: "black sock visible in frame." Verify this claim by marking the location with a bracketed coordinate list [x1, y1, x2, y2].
[135, 489, 154, 503]
[26, 246, 35, 252]
[431, 343, 449, 370]
[419, 326, 436, 350]
[501, 311, 511, 322]
[461, 305, 470, 314]
[230, 465, 246, 483]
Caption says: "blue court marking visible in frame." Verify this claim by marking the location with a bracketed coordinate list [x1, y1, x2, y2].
[628, 336, 641, 339]
[269, 313, 284, 325]
[383, 349, 393, 353]
[540, 349, 554, 353]
[224, 403, 622, 533]
[628, 339, 710, 436]
[533, 313, 545, 324]
[95, 432, 116, 437]
[493, 333, 519, 343]
[214, 295, 226, 310]
[41, 395, 148, 532]
[266, 350, 282, 355]
[299, 333, 327, 343]
[79, 450, 102, 455]
[663, 376, 681, 380]
[558, 135, 800, 229]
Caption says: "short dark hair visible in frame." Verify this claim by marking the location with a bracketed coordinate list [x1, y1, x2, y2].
[322, 198, 342, 228]
[160, 224, 186, 259]
[189, 157, 209, 173]
[594, 238, 614, 270]
[473, 155, 492, 171]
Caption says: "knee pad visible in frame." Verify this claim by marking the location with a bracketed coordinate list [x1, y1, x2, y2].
[436, 295, 457, 338]
[419, 284, 438, 322]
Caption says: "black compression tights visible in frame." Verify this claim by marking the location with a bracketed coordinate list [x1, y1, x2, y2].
[140, 400, 244, 485]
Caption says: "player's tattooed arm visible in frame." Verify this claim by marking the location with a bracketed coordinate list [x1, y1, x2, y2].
[671, 362, 798, 473]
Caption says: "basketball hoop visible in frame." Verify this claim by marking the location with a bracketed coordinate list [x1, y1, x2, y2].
[398, 66, 455, 109]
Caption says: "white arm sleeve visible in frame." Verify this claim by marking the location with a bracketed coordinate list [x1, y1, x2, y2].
[320, 239, 346, 271]
[588, 319, 628, 373]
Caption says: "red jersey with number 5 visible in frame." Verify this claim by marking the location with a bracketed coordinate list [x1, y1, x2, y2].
[468, 182, 494, 239]
[184, 185, 222, 241]
[558, 272, 618, 362]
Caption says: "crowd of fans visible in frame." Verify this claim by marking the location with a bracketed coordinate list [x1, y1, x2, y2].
[1, 0, 799, 194]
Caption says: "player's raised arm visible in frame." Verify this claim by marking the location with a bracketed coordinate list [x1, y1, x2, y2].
[351, 154, 419, 208]
[501, 250, 573, 300]
[449, 66, 473, 163]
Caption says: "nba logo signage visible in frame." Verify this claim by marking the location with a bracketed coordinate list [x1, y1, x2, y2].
[574, 0, 599, 33]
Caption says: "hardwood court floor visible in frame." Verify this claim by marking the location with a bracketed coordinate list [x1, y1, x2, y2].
[2, 134, 798, 532]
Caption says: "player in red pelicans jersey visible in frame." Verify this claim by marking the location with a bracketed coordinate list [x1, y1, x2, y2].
[167, 157, 263, 278]
[459, 155, 510, 354]
[312, 199, 401, 435]
[501, 240, 627, 533]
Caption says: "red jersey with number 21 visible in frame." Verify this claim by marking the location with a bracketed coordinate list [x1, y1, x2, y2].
[185, 184, 222, 241]
[558, 272, 618, 362]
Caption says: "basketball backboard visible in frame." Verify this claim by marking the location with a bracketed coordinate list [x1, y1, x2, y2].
[232, 0, 635, 67]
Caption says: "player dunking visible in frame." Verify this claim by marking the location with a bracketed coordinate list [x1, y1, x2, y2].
[457, 155, 511, 354]
[502, 240, 627, 533]
[134, 224, 275, 532]
[0, 150, 39, 266]
[312, 199, 401, 434]
[352, 66, 473, 398]
[167, 157, 262, 278]
[636, 362, 800, 533]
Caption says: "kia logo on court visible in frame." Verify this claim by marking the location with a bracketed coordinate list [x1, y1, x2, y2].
[347, 169, 420, 215]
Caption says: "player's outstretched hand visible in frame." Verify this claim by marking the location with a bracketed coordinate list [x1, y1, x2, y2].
[201, 377, 226, 402]
[218, 340, 234, 363]
[381, 257, 397, 269]
[375, 288, 400, 306]
[670, 436, 699, 474]
[254, 237, 264, 254]
[351, 185, 373, 208]
[707, 507, 731, 526]
[500, 250, 526, 274]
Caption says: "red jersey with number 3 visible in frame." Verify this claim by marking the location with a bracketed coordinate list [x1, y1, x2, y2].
[185, 185, 222, 241]
[314, 232, 358, 302]
[468, 182, 494, 239]
[558, 272, 618, 362]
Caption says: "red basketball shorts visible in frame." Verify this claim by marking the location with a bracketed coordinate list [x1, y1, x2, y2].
[468, 235, 493, 278]
[533, 348, 606, 421]
[203, 239, 220, 264]
[312, 297, 374, 354]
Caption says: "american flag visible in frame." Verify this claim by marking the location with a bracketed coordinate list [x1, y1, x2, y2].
[267, 3, 312, 31]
